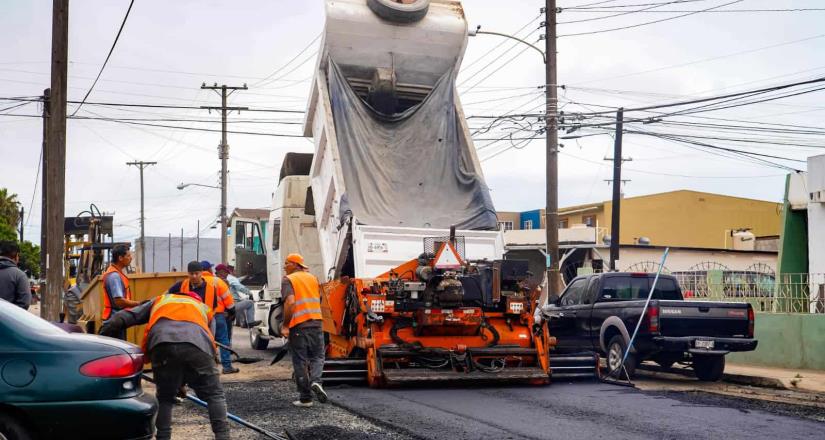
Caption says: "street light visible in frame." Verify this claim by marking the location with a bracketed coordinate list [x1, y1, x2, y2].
[468, 13, 561, 297]
[177, 182, 221, 191]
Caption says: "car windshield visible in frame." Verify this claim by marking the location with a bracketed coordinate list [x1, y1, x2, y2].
[0, 299, 67, 335]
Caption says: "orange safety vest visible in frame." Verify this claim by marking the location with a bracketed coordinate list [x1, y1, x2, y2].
[286, 271, 323, 328]
[141, 293, 214, 354]
[180, 276, 233, 317]
[101, 264, 131, 320]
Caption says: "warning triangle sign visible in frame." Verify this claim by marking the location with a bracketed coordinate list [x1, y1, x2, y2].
[433, 242, 464, 269]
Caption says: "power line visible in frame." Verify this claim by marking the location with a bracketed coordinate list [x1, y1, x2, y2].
[565, 7, 825, 13]
[559, 0, 703, 24]
[558, 0, 743, 37]
[0, 96, 305, 113]
[252, 32, 321, 87]
[71, 0, 135, 116]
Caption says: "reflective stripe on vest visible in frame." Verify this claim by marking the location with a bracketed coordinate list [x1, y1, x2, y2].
[101, 264, 131, 320]
[286, 271, 323, 328]
[141, 294, 214, 354]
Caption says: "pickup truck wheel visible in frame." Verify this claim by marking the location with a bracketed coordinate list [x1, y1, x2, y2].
[693, 355, 725, 382]
[606, 335, 636, 379]
[0, 413, 33, 440]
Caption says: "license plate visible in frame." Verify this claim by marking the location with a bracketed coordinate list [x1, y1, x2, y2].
[695, 339, 715, 349]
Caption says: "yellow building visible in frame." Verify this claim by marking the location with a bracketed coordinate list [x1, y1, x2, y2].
[501, 190, 782, 249]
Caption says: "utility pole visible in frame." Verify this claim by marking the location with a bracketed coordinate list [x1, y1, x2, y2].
[543, 0, 561, 296]
[167, 233, 171, 271]
[126, 160, 156, 273]
[607, 108, 627, 271]
[196, 219, 200, 260]
[43, 0, 68, 322]
[40, 88, 50, 285]
[151, 237, 155, 272]
[180, 228, 184, 270]
[18, 207, 24, 241]
[201, 83, 247, 264]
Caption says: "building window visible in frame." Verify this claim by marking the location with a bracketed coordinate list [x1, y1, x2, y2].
[582, 215, 596, 227]
[497, 221, 514, 231]
[559, 219, 568, 229]
[523, 220, 533, 230]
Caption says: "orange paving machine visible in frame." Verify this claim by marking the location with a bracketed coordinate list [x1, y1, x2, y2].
[319, 231, 557, 387]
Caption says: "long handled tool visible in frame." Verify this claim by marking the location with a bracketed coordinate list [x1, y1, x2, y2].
[600, 248, 670, 388]
[215, 341, 263, 364]
[141, 373, 296, 440]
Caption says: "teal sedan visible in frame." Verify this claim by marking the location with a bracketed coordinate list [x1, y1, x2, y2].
[0, 299, 157, 439]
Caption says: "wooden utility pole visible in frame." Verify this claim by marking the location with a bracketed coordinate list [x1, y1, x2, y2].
[201, 83, 247, 264]
[196, 219, 200, 260]
[608, 108, 626, 271]
[43, 0, 68, 321]
[180, 228, 184, 269]
[151, 237, 155, 272]
[126, 160, 156, 272]
[40, 88, 50, 285]
[18, 207, 24, 241]
[167, 233, 171, 271]
[543, 0, 561, 295]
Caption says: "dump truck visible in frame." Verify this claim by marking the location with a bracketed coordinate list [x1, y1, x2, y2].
[241, 0, 595, 387]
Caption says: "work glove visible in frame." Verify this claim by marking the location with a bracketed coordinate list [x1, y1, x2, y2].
[99, 314, 127, 337]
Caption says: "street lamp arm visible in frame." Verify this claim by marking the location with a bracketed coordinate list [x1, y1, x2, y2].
[177, 182, 221, 190]
[469, 30, 546, 64]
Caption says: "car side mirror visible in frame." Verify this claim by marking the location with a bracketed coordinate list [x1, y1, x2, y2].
[548, 295, 561, 306]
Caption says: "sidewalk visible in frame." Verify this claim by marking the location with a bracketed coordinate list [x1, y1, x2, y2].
[726, 363, 825, 394]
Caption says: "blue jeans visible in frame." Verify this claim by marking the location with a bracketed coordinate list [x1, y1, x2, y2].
[214, 313, 232, 370]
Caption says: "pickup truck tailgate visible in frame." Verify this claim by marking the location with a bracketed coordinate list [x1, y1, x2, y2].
[658, 301, 751, 338]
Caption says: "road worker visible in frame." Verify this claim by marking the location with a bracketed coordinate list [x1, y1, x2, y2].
[281, 253, 328, 407]
[99, 288, 230, 440]
[168, 261, 238, 374]
[101, 244, 141, 339]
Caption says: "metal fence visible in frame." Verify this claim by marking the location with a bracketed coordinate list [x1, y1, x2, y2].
[672, 271, 825, 314]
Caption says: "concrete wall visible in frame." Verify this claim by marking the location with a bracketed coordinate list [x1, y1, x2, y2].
[727, 313, 825, 370]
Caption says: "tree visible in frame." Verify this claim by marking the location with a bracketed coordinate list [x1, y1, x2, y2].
[18, 241, 41, 279]
[0, 188, 20, 229]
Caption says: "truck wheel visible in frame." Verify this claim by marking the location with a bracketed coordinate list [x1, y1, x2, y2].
[693, 355, 725, 382]
[606, 335, 636, 379]
[249, 329, 269, 350]
[367, 0, 430, 24]
[0, 413, 32, 440]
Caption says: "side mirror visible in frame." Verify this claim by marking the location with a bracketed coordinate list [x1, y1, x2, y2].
[548, 295, 561, 306]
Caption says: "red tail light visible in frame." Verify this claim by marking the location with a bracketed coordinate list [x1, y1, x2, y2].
[80, 353, 143, 378]
[648, 304, 659, 334]
[747, 306, 755, 338]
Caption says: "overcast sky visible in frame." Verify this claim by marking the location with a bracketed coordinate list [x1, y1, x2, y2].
[2, 0, 824, 246]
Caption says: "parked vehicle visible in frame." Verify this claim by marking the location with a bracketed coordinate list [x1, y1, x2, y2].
[0, 300, 157, 440]
[541, 272, 758, 381]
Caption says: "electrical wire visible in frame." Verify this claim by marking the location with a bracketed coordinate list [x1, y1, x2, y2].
[72, 0, 135, 116]
[559, 0, 742, 37]
[252, 32, 321, 88]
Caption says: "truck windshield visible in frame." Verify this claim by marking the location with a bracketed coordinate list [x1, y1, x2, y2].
[602, 276, 682, 301]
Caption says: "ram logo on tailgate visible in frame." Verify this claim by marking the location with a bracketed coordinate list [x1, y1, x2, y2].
[661, 308, 682, 315]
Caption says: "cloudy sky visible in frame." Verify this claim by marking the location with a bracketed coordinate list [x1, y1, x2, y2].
[2, 0, 824, 246]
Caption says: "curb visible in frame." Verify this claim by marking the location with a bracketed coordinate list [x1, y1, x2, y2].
[636, 363, 787, 390]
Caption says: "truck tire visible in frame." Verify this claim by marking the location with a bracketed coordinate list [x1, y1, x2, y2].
[693, 355, 725, 382]
[367, 0, 430, 24]
[249, 329, 269, 350]
[0, 413, 33, 440]
[606, 335, 636, 379]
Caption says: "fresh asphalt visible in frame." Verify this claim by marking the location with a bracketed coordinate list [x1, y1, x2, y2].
[328, 381, 823, 440]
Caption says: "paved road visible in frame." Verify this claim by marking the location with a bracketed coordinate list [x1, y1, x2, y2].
[330, 381, 823, 440]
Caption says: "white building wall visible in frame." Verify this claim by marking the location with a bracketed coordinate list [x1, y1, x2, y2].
[807, 155, 825, 311]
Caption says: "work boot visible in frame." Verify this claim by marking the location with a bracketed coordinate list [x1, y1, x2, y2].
[311, 382, 328, 403]
[292, 400, 313, 408]
[222, 366, 240, 374]
[247, 320, 262, 328]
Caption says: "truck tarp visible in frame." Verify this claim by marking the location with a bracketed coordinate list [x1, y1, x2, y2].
[327, 60, 498, 231]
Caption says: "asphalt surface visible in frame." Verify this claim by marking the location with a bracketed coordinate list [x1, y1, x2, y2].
[328, 381, 824, 440]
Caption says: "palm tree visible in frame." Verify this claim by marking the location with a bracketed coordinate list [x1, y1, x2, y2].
[0, 188, 21, 229]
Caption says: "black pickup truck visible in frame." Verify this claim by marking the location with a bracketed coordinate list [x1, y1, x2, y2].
[542, 272, 757, 381]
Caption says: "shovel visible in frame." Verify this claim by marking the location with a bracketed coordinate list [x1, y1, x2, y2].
[216, 342, 263, 364]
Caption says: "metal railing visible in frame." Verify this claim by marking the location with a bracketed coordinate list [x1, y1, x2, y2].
[673, 272, 825, 314]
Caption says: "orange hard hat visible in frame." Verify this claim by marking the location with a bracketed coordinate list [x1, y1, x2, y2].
[285, 253, 309, 269]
